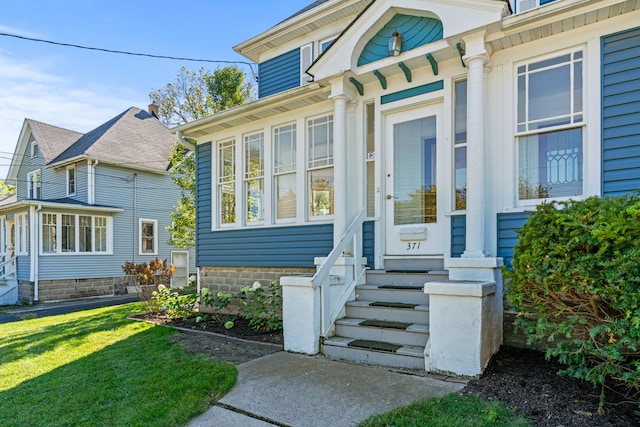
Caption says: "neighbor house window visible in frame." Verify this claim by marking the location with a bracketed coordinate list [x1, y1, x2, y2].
[15, 213, 28, 255]
[307, 115, 334, 217]
[61, 214, 75, 252]
[517, 50, 584, 201]
[454, 80, 467, 210]
[79, 215, 92, 252]
[245, 132, 265, 223]
[42, 213, 57, 254]
[273, 123, 297, 221]
[41, 213, 110, 255]
[30, 140, 38, 158]
[139, 219, 157, 255]
[218, 140, 236, 225]
[28, 170, 41, 199]
[67, 165, 76, 196]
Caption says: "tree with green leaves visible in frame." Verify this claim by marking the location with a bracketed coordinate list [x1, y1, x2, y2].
[151, 66, 253, 249]
[0, 180, 15, 196]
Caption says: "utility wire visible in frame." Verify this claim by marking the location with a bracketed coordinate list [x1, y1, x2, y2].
[0, 32, 258, 77]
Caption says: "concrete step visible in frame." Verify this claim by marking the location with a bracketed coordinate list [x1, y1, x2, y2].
[335, 317, 429, 347]
[383, 258, 444, 271]
[365, 270, 448, 287]
[323, 336, 425, 370]
[355, 285, 429, 305]
[345, 300, 429, 324]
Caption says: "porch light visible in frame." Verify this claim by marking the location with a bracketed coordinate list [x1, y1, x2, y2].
[388, 31, 402, 57]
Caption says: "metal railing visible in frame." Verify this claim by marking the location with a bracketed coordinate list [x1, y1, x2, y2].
[313, 207, 367, 337]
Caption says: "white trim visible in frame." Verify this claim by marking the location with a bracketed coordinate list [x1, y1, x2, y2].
[138, 218, 158, 256]
[300, 42, 314, 85]
[39, 212, 113, 256]
[27, 169, 41, 200]
[15, 212, 28, 255]
[170, 250, 189, 288]
[30, 140, 37, 158]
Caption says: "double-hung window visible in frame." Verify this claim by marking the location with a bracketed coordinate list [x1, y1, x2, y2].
[28, 170, 41, 199]
[15, 213, 28, 255]
[245, 132, 265, 223]
[517, 50, 584, 201]
[41, 213, 111, 254]
[139, 219, 157, 255]
[307, 115, 334, 218]
[67, 165, 76, 196]
[218, 140, 236, 225]
[273, 124, 297, 221]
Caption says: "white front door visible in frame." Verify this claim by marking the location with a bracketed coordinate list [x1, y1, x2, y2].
[385, 104, 445, 257]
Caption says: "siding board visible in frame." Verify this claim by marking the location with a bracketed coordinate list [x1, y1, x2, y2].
[258, 48, 300, 98]
[450, 215, 466, 258]
[602, 27, 640, 197]
[497, 212, 531, 269]
[363, 220, 375, 268]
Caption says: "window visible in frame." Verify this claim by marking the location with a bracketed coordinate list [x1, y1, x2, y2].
[517, 51, 584, 201]
[30, 140, 37, 158]
[245, 132, 265, 223]
[140, 219, 157, 255]
[308, 115, 334, 217]
[454, 80, 467, 210]
[28, 170, 41, 199]
[67, 165, 76, 196]
[15, 213, 28, 255]
[514, 0, 557, 13]
[274, 123, 297, 221]
[41, 213, 110, 255]
[218, 140, 236, 225]
[300, 43, 313, 85]
[320, 38, 335, 53]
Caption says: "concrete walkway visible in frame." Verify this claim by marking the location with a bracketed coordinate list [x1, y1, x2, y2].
[187, 352, 466, 427]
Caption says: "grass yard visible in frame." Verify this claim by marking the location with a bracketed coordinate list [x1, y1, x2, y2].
[358, 393, 531, 427]
[0, 303, 236, 427]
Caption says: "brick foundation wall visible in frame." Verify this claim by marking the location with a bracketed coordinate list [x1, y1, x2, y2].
[18, 277, 130, 303]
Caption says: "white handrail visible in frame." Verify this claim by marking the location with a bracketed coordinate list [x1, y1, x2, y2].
[313, 207, 368, 337]
[0, 256, 17, 279]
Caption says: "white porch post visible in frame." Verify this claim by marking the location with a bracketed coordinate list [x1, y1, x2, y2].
[462, 32, 489, 258]
[332, 94, 349, 245]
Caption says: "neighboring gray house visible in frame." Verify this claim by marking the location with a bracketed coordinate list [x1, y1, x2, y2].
[0, 106, 194, 304]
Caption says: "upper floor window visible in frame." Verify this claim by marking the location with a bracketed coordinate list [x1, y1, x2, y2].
[28, 170, 41, 199]
[139, 218, 157, 255]
[513, 0, 557, 13]
[30, 140, 38, 158]
[300, 43, 314, 85]
[67, 165, 76, 196]
[517, 50, 584, 201]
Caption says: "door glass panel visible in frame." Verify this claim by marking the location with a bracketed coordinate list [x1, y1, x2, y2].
[394, 117, 436, 225]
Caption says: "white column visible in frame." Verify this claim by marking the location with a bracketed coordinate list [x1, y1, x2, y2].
[462, 49, 489, 258]
[332, 95, 349, 245]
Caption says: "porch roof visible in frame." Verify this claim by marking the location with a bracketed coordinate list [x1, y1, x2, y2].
[0, 198, 123, 214]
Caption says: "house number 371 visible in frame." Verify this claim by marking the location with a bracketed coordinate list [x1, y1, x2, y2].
[406, 242, 421, 250]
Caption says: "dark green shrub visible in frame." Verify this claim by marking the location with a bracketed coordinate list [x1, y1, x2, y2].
[507, 195, 640, 410]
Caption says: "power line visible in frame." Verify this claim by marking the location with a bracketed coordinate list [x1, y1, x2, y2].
[0, 32, 258, 76]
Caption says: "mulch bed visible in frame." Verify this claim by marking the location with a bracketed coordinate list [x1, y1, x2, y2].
[136, 313, 639, 426]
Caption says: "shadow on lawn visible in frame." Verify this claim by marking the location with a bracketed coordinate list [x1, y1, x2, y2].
[0, 320, 236, 427]
[0, 305, 138, 364]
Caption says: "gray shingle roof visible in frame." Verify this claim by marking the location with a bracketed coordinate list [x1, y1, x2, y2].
[50, 107, 176, 171]
[26, 119, 84, 163]
[280, 0, 330, 23]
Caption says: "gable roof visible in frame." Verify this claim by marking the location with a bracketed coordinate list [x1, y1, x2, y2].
[280, 0, 330, 23]
[49, 107, 176, 172]
[26, 119, 84, 163]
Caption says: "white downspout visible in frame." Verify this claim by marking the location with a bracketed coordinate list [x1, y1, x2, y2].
[34, 204, 42, 302]
[89, 160, 99, 205]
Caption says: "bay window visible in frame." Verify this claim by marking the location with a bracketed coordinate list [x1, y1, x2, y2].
[517, 50, 584, 201]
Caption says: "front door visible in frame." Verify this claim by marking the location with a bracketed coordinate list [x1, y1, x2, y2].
[385, 105, 445, 257]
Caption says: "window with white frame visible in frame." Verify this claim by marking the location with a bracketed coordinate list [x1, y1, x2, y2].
[139, 218, 157, 255]
[307, 115, 334, 217]
[218, 140, 236, 225]
[28, 170, 41, 199]
[67, 165, 76, 196]
[300, 43, 313, 85]
[15, 213, 27, 255]
[245, 132, 265, 223]
[41, 213, 111, 255]
[273, 123, 297, 221]
[30, 140, 38, 158]
[454, 79, 467, 210]
[517, 50, 584, 201]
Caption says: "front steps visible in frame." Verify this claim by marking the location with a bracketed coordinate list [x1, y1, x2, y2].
[0, 279, 19, 305]
[323, 269, 447, 370]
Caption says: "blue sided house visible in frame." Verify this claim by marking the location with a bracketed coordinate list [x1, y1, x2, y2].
[174, 0, 640, 376]
[0, 106, 194, 305]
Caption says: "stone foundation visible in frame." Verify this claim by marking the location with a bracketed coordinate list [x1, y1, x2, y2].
[198, 266, 315, 295]
[18, 277, 130, 303]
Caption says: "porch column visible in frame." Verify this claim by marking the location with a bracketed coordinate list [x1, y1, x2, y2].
[331, 93, 349, 245]
[462, 32, 489, 258]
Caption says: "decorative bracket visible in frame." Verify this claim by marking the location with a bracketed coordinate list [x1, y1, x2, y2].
[425, 53, 438, 76]
[398, 62, 412, 83]
[373, 70, 387, 90]
[456, 43, 466, 68]
[348, 77, 364, 96]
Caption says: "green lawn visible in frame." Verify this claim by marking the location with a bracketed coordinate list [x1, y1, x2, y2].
[0, 303, 236, 427]
[358, 393, 531, 427]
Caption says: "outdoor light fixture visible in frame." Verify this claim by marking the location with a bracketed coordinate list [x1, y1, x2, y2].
[388, 31, 402, 57]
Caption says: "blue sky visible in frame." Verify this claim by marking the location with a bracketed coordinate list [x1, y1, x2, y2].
[0, 0, 313, 178]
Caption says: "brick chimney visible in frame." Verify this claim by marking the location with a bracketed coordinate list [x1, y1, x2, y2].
[148, 103, 159, 119]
